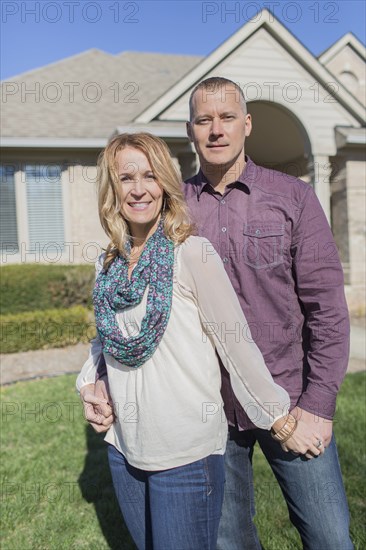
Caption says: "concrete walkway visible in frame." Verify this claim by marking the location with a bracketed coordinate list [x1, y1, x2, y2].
[1, 325, 365, 385]
[0, 342, 90, 385]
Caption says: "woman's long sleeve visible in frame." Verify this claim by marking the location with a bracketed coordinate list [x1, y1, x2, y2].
[76, 334, 103, 392]
[177, 237, 290, 429]
[76, 254, 105, 392]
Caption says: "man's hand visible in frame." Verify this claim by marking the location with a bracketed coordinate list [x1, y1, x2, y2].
[80, 375, 114, 433]
[291, 406, 333, 446]
[283, 406, 333, 458]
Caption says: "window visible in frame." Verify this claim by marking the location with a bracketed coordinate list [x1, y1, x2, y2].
[25, 165, 65, 252]
[0, 165, 18, 252]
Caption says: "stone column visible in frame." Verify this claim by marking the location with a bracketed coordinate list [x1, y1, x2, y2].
[308, 154, 332, 222]
[345, 153, 366, 314]
[330, 155, 350, 284]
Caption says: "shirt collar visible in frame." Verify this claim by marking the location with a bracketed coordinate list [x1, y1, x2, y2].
[194, 156, 260, 199]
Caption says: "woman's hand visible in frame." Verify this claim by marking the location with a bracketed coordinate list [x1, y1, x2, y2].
[80, 375, 114, 433]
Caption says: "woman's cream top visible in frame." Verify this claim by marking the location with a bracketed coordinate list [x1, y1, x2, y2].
[76, 236, 290, 470]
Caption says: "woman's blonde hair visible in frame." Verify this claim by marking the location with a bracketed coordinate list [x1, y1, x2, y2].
[97, 132, 194, 268]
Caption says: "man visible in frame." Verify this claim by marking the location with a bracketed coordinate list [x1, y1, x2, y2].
[81, 77, 353, 549]
[184, 77, 352, 550]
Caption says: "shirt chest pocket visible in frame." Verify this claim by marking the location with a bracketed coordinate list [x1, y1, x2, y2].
[243, 222, 285, 269]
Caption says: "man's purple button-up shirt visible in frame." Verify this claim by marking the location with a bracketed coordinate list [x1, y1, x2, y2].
[184, 157, 350, 430]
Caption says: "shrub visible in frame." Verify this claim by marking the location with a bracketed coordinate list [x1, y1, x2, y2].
[47, 267, 96, 309]
[0, 306, 96, 353]
[0, 264, 95, 315]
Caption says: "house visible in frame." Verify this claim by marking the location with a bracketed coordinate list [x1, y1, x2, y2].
[1, 9, 365, 313]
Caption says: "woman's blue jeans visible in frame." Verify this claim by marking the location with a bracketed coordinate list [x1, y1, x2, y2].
[108, 444, 225, 550]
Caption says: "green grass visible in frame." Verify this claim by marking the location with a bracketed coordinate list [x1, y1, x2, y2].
[1, 375, 133, 550]
[1, 372, 365, 549]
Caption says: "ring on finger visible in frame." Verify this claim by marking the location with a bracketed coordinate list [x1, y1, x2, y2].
[315, 439, 323, 449]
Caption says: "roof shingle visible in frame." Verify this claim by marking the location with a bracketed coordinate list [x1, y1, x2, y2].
[1, 49, 202, 138]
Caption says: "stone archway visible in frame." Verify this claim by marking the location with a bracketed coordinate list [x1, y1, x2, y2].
[246, 101, 312, 180]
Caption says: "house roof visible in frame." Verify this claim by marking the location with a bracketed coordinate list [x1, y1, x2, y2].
[135, 9, 365, 125]
[1, 49, 202, 139]
[319, 32, 366, 64]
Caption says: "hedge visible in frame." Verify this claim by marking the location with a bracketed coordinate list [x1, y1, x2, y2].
[0, 306, 96, 353]
[0, 264, 95, 315]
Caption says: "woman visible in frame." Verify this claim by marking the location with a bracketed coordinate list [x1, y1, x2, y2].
[77, 133, 323, 550]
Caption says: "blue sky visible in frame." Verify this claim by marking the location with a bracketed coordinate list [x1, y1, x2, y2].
[1, 0, 365, 80]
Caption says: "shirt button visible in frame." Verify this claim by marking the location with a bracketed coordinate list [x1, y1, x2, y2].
[223, 257, 228, 263]
[255, 229, 261, 236]
[222, 227, 227, 233]
[221, 199, 226, 205]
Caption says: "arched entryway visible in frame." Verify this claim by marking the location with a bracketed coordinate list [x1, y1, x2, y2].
[246, 100, 312, 180]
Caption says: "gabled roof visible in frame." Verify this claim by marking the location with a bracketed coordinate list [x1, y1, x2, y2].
[135, 9, 365, 125]
[1, 49, 202, 139]
[319, 32, 366, 64]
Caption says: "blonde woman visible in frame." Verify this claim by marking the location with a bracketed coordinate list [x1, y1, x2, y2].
[77, 133, 323, 550]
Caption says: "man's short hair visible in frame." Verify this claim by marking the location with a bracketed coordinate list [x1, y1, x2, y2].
[189, 77, 247, 120]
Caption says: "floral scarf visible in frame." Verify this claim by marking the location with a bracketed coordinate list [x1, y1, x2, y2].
[93, 221, 174, 367]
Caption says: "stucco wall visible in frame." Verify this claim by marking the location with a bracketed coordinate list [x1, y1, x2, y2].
[66, 162, 107, 265]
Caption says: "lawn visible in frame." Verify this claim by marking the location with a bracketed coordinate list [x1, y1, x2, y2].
[1, 372, 365, 550]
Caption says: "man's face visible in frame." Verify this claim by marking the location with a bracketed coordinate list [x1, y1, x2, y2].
[187, 86, 252, 172]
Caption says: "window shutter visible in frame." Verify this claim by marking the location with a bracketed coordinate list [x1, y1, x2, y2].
[0, 165, 18, 252]
[25, 165, 65, 252]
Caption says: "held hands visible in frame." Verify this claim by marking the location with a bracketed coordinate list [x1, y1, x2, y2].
[271, 407, 333, 459]
[290, 406, 333, 448]
[79, 375, 115, 433]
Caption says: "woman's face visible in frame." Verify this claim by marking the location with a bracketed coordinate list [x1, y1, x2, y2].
[116, 147, 163, 239]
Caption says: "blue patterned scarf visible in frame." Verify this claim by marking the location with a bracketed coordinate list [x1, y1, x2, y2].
[93, 221, 174, 367]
